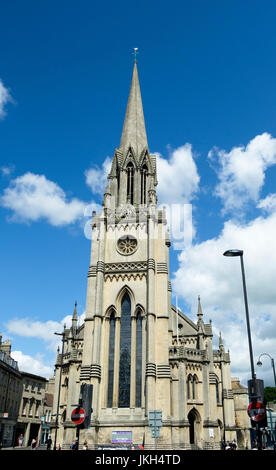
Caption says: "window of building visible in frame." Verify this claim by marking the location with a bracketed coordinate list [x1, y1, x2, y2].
[135, 311, 142, 407]
[126, 162, 134, 204]
[187, 374, 197, 400]
[118, 294, 131, 407]
[107, 312, 115, 408]
[141, 163, 148, 204]
[216, 380, 220, 404]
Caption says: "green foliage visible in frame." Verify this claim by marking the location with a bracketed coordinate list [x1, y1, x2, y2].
[264, 387, 276, 404]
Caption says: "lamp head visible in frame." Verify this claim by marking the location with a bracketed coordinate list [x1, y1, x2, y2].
[257, 360, 262, 367]
[223, 249, 243, 257]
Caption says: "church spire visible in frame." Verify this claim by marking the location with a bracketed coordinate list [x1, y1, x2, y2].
[197, 295, 203, 320]
[119, 61, 148, 158]
[72, 300, 78, 336]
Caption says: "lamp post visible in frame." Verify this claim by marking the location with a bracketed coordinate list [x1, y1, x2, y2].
[257, 353, 276, 387]
[223, 249, 264, 450]
[223, 250, 257, 387]
[53, 324, 66, 451]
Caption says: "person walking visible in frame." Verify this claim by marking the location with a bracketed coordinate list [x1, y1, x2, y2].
[31, 438, 37, 450]
[70, 439, 77, 450]
[83, 440, 88, 450]
[17, 433, 24, 447]
[46, 435, 52, 450]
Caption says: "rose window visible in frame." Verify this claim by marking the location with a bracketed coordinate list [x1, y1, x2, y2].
[117, 236, 137, 255]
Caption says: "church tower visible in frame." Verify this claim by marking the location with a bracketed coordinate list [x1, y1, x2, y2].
[80, 59, 172, 444]
[52, 60, 250, 450]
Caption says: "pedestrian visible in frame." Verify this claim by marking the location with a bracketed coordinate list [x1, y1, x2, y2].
[225, 441, 231, 450]
[231, 439, 237, 450]
[31, 438, 37, 450]
[83, 440, 88, 450]
[46, 435, 52, 450]
[70, 439, 77, 450]
[56, 443, 62, 450]
[17, 433, 23, 447]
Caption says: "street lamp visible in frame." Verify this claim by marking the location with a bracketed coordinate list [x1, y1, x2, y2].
[53, 324, 66, 451]
[257, 353, 276, 387]
[223, 249, 265, 450]
[223, 249, 257, 388]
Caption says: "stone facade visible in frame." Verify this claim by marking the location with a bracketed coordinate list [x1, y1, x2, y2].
[0, 337, 22, 448]
[52, 62, 250, 450]
[16, 371, 48, 446]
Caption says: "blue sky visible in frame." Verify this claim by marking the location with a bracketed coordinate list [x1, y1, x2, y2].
[1, 0, 276, 386]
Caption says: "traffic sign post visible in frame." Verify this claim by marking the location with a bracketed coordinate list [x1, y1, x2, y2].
[248, 400, 267, 450]
[247, 401, 266, 423]
[71, 407, 86, 426]
[149, 410, 162, 450]
[71, 407, 86, 450]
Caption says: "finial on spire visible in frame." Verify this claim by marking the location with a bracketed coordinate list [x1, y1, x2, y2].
[219, 331, 224, 352]
[132, 47, 139, 63]
[197, 295, 203, 318]
[73, 301, 78, 320]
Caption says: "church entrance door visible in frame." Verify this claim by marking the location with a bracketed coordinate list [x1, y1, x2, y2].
[188, 409, 198, 445]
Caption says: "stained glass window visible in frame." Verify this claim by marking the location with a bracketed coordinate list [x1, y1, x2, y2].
[118, 294, 131, 407]
[107, 313, 115, 408]
[136, 311, 142, 407]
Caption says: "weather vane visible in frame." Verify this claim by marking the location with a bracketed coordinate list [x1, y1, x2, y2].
[132, 47, 139, 63]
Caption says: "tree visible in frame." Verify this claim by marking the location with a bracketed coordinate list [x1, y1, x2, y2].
[264, 387, 276, 404]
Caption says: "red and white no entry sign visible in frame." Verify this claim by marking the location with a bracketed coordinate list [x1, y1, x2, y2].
[71, 407, 86, 425]
[247, 401, 266, 422]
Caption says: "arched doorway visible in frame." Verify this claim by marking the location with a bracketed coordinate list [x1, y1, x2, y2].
[188, 408, 200, 445]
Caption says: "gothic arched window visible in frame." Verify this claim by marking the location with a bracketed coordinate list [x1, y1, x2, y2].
[118, 294, 131, 407]
[107, 312, 116, 408]
[187, 374, 192, 399]
[141, 163, 148, 204]
[187, 374, 197, 400]
[192, 375, 197, 400]
[135, 310, 142, 407]
[127, 162, 134, 205]
[216, 380, 220, 404]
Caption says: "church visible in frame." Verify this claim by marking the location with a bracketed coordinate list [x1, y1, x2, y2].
[52, 60, 250, 450]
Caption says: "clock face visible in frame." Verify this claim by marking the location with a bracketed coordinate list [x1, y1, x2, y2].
[117, 235, 138, 255]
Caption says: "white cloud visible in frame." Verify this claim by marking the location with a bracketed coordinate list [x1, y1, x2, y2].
[156, 144, 200, 206]
[84, 145, 200, 207]
[1, 165, 15, 176]
[0, 172, 87, 226]
[85, 157, 112, 195]
[172, 210, 276, 386]
[5, 318, 63, 352]
[10, 350, 53, 378]
[257, 193, 276, 214]
[208, 133, 276, 215]
[5, 313, 85, 354]
[6, 311, 86, 378]
[0, 78, 13, 119]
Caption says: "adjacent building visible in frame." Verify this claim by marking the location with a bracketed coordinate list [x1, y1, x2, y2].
[40, 377, 54, 445]
[0, 336, 23, 448]
[16, 371, 48, 446]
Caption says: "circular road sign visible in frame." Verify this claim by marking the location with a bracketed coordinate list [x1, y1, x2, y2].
[247, 401, 266, 422]
[71, 407, 86, 425]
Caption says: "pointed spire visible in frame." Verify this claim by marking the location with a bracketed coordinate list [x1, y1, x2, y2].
[119, 62, 148, 158]
[197, 295, 203, 319]
[72, 301, 78, 337]
[73, 300, 77, 320]
[219, 331, 224, 352]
